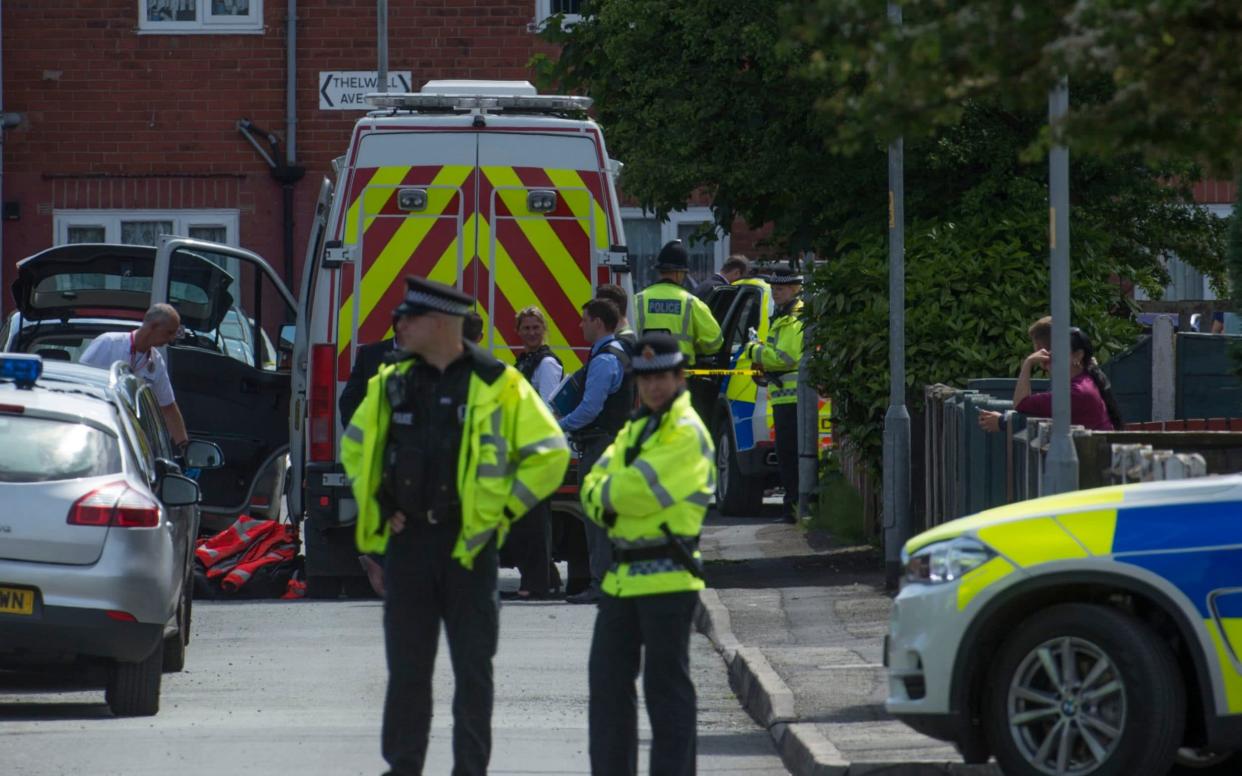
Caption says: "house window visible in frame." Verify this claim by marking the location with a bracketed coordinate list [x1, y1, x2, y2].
[621, 207, 729, 292]
[535, 0, 583, 27]
[56, 210, 239, 248]
[139, 0, 262, 34]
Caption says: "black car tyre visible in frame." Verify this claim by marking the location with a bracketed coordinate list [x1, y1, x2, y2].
[162, 588, 189, 673]
[1171, 749, 1242, 774]
[106, 639, 164, 717]
[715, 425, 763, 516]
[984, 603, 1184, 776]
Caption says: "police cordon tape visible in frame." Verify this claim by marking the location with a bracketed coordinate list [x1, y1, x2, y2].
[685, 368, 762, 376]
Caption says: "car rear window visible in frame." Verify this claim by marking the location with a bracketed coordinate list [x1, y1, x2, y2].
[0, 416, 122, 482]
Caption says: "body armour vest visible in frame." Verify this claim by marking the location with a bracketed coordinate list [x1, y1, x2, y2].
[515, 344, 561, 383]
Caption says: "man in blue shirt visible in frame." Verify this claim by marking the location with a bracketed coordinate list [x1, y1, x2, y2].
[559, 298, 634, 604]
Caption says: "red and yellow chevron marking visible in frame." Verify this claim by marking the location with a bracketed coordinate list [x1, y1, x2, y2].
[336, 163, 612, 380]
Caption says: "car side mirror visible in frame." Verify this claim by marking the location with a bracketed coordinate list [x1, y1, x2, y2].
[159, 473, 201, 507]
[279, 323, 296, 351]
[183, 440, 225, 469]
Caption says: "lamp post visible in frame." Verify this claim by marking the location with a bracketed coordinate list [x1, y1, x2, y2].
[882, 1, 912, 589]
[1044, 77, 1079, 495]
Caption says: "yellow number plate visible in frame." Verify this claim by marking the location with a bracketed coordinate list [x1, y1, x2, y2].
[0, 586, 35, 616]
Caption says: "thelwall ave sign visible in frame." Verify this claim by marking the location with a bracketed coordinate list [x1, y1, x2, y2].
[319, 71, 413, 110]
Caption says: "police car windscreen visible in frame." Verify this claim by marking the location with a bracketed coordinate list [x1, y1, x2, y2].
[0, 417, 122, 482]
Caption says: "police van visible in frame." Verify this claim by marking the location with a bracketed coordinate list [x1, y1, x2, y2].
[286, 81, 632, 595]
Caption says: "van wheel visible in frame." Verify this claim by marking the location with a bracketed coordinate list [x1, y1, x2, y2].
[162, 589, 189, 673]
[715, 426, 763, 516]
[106, 640, 164, 717]
[984, 603, 1184, 776]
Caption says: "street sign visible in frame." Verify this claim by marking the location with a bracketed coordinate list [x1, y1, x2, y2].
[318, 71, 412, 110]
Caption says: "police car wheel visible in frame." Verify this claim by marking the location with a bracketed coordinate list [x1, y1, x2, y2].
[715, 427, 762, 516]
[984, 603, 1184, 776]
[1171, 749, 1242, 774]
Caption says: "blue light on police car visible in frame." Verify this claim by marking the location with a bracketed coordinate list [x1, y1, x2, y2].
[0, 354, 42, 388]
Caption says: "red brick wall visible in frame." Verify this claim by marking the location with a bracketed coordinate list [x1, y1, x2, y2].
[0, 0, 559, 308]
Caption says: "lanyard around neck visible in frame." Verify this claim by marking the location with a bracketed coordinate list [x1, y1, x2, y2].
[129, 331, 150, 373]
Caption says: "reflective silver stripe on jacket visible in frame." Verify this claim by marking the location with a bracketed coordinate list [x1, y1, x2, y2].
[613, 536, 675, 550]
[633, 459, 674, 508]
[510, 479, 540, 512]
[344, 424, 364, 443]
[465, 527, 496, 550]
[477, 411, 512, 478]
[601, 478, 616, 514]
[519, 435, 568, 459]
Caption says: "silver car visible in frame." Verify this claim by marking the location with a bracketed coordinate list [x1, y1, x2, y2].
[0, 354, 222, 717]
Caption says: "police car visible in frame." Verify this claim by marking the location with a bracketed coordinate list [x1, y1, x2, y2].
[0, 354, 222, 716]
[886, 477, 1242, 775]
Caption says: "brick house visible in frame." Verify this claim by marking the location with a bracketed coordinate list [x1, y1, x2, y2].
[0, 0, 758, 313]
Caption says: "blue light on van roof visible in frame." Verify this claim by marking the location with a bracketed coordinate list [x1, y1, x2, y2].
[0, 354, 42, 388]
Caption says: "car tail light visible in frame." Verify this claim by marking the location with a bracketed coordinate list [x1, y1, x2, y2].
[309, 343, 336, 462]
[68, 482, 160, 528]
[105, 610, 137, 622]
[113, 488, 160, 528]
[0, 403, 25, 414]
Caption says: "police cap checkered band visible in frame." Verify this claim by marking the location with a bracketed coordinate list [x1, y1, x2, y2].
[394, 276, 475, 317]
[631, 332, 684, 374]
[768, 273, 804, 285]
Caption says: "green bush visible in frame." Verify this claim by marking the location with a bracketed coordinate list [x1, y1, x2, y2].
[806, 207, 1139, 479]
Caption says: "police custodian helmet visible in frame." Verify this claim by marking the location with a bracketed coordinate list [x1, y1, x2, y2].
[654, 240, 691, 272]
[631, 333, 686, 375]
[393, 276, 475, 318]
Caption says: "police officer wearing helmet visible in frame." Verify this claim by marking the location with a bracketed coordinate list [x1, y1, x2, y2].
[634, 240, 723, 365]
[746, 265, 805, 523]
[340, 276, 569, 776]
[580, 332, 715, 776]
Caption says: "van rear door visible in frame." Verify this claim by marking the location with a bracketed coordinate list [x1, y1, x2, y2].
[335, 132, 476, 383]
[478, 132, 610, 372]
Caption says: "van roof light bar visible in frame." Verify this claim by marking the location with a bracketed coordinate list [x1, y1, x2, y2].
[364, 92, 593, 114]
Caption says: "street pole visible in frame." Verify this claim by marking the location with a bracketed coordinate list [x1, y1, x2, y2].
[377, 0, 389, 94]
[883, 1, 911, 590]
[1045, 77, 1079, 494]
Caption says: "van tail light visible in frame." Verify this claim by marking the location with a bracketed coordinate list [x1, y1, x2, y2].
[68, 482, 160, 528]
[309, 343, 336, 462]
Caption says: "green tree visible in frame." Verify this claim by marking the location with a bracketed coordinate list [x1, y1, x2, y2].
[536, 1, 1227, 478]
[793, 0, 1241, 323]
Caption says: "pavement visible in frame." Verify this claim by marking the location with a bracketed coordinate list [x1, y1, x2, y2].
[697, 510, 1002, 776]
[0, 570, 787, 775]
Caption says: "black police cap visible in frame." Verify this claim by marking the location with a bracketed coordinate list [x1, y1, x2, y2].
[655, 240, 690, 271]
[631, 332, 686, 374]
[393, 276, 475, 318]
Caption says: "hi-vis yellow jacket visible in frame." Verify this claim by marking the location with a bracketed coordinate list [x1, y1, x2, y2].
[634, 280, 723, 365]
[580, 391, 714, 597]
[747, 299, 804, 406]
[341, 346, 569, 568]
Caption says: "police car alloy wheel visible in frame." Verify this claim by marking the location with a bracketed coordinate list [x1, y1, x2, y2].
[984, 603, 1185, 776]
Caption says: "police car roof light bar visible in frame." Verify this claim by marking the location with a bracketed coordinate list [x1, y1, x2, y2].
[0, 353, 43, 389]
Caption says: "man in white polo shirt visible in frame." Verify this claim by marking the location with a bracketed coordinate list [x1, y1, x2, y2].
[80, 303, 190, 451]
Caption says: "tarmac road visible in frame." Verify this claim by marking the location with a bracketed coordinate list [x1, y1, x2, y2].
[0, 580, 787, 776]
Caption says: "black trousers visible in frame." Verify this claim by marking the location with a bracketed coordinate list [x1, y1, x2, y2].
[382, 523, 498, 776]
[500, 498, 554, 594]
[589, 591, 698, 776]
[772, 402, 800, 517]
[577, 436, 615, 590]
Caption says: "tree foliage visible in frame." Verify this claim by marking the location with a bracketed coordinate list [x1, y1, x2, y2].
[535, 1, 1230, 473]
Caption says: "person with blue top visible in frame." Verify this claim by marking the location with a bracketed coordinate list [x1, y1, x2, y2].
[559, 297, 634, 604]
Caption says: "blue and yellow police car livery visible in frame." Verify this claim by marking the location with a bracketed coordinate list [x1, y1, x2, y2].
[887, 475, 1242, 776]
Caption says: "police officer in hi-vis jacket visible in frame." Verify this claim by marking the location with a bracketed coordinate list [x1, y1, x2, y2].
[633, 240, 722, 365]
[580, 332, 715, 776]
[341, 276, 569, 776]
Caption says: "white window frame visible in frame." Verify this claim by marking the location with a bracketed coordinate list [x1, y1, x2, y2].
[137, 0, 263, 35]
[620, 206, 731, 267]
[535, 0, 583, 28]
[54, 209, 240, 247]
